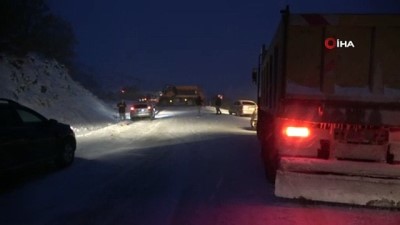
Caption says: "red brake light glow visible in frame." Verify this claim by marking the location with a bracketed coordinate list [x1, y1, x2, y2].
[130, 107, 135, 110]
[147, 106, 152, 110]
[285, 127, 310, 138]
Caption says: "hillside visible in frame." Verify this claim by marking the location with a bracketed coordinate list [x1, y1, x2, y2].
[0, 53, 115, 134]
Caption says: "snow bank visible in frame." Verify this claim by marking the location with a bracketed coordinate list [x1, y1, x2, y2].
[0, 53, 116, 134]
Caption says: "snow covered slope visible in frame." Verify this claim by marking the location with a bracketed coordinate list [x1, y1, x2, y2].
[0, 53, 115, 134]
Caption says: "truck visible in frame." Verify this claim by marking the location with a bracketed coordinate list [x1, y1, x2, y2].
[255, 8, 400, 207]
[159, 85, 205, 106]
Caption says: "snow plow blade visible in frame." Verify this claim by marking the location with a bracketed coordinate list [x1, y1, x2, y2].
[275, 170, 400, 208]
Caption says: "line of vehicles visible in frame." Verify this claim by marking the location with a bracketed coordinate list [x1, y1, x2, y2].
[128, 97, 258, 122]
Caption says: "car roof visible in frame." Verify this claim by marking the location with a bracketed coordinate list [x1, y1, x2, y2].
[0, 98, 20, 105]
[236, 100, 256, 103]
[0, 99, 24, 110]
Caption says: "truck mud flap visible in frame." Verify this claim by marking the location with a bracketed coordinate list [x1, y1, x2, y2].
[275, 170, 400, 208]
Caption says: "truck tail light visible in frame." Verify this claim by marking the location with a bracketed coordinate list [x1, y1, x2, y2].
[147, 106, 152, 110]
[285, 126, 310, 138]
[130, 107, 135, 110]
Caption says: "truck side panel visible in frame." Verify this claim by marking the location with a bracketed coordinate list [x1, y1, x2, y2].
[286, 27, 321, 88]
[285, 14, 400, 102]
[324, 26, 371, 88]
[258, 20, 286, 113]
[377, 27, 400, 89]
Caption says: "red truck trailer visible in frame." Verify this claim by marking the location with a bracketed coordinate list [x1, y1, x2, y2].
[255, 8, 400, 207]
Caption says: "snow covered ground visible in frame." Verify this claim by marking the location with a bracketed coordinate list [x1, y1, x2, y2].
[1, 106, 400, 225]
[0, 54, 116, 135]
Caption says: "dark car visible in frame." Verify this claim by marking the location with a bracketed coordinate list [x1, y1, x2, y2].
[130, 103, 156, 120]
[0, 98, 76, 173]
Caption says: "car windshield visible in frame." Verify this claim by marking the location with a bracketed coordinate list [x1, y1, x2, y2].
[242, 101, 256, 105]
[133, 104, 149, 109]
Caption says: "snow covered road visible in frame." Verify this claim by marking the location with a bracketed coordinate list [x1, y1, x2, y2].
[1, 107, 400, 225]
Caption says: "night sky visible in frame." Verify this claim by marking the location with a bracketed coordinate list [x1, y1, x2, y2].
[48, 0, 400, 99]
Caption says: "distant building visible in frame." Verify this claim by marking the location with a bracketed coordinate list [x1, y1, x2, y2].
[159, 85, 205, 105]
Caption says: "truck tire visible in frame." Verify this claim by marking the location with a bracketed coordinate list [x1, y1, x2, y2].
[261, 145, 278, 183]
[261, 128, 279, 183]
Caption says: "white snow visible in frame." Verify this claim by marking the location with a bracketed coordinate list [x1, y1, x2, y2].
[0, 53, 116, 134]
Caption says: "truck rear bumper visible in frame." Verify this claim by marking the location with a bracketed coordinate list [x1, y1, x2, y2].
[275, 157, 400, 207]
